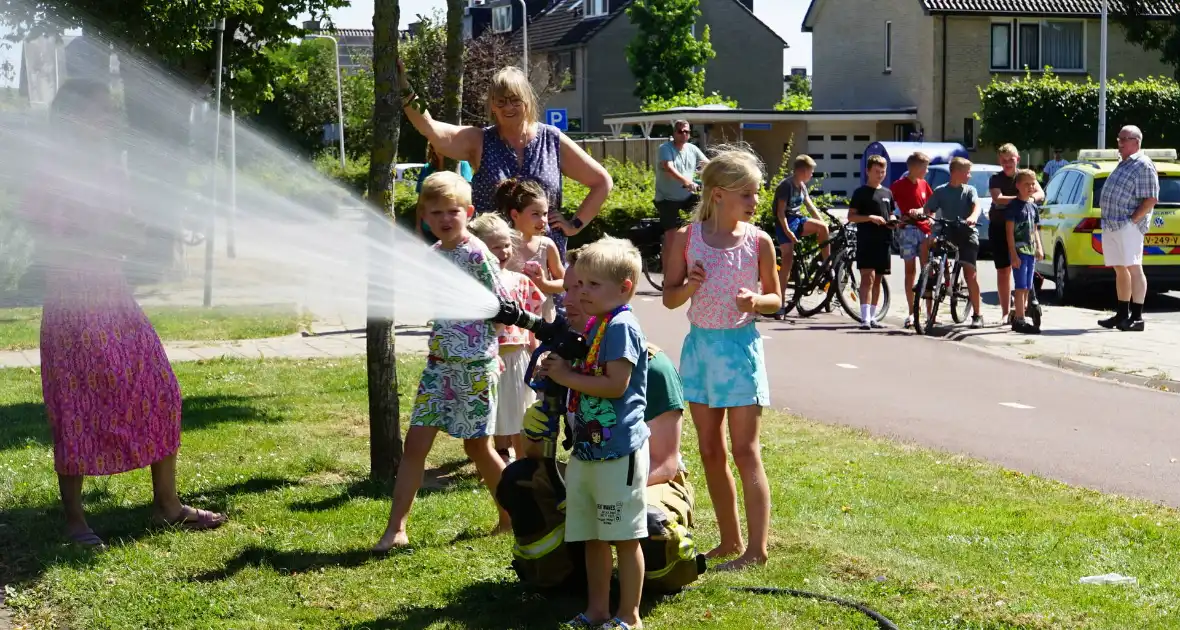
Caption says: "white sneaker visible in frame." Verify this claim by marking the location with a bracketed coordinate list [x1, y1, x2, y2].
[904, 315, 914, 329]
[859, 320, 872, 330]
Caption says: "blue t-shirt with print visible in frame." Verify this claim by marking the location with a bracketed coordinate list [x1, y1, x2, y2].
[570, 310, 650, 461]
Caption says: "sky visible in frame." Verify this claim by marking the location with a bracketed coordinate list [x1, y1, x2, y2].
[1, 0, 811, 87]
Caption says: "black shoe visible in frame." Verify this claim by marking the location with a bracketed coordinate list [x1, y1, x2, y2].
[1098, 315, 1125, 329]
[1117, 318, 1145, 332]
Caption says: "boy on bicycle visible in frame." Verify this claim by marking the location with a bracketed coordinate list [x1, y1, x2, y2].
[920, 157, 983, 329]
[774, 155, 831, 316]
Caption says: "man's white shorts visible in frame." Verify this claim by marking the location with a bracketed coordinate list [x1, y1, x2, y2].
[565, 440, 649, 543]
[1104, 226, 1145, 267]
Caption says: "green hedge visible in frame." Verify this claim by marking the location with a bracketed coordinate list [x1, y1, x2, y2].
[978, 71, 1180, 149]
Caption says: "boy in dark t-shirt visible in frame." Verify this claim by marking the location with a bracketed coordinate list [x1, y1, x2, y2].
[847, 154, 896, 329]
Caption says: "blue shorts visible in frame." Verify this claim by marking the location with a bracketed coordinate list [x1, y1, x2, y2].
[775, 216, 808, 246]
[1014, 253, 1036, 290]
[679, 323, 770, 409]
[896, 224, 929, 261]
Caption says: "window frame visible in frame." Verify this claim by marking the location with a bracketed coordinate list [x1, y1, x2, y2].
[584, 0, 608, 18]
[884, 21, 893, 73]
[492, 4, 512, 33]
[989, 18, 1087, 73]
[549, 50, 576, 91]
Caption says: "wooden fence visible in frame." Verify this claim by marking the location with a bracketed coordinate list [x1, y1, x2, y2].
[573, 137, 665, 168]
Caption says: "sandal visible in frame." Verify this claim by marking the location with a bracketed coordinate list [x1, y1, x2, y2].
[601, 618, 643, 630]
[153, 505, 227, 531]
[67, 529, 107, 550]
[564, 613, 601, 629]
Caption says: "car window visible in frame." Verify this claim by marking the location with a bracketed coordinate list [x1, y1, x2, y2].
[924, 169, 950, 188]
[1057, 172, 1082, 205]
[1094, 175, 1180, 205]
[968, 171, 994, 196]
[1043, 169, 1068, 204]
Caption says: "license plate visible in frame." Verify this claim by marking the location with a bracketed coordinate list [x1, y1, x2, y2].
[1145, 234, 1180, 247]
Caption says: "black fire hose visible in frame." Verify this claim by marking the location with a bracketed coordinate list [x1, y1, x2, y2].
[492, 300, 900, 629]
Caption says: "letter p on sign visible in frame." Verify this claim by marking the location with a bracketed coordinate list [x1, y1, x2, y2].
[546, 108, 568, 132]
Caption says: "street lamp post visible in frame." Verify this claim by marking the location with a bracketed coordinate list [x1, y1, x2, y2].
[305, 33, 347, 168]
[1098, 0, 1109, 149]
[517, 0, 528, 79]
[204, 17, 225, 308]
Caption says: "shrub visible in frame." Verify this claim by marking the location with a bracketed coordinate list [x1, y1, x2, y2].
[977, 70, 1180, 149]
[641, 91, 738, 112]
[313, 151, 370, 198]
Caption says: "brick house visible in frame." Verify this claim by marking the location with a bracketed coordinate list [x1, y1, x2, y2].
[803, 0, 1177, 159]
[488, 0, 786, 134]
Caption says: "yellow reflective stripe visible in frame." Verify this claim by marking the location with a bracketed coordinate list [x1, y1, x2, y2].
[512, 523, 565, 560]
[645, 524, 697, 579]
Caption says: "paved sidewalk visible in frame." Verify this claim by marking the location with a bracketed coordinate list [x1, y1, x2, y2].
[0, 322, 425, 369]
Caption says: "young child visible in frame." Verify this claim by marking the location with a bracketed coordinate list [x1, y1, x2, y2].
[1006, 168, 1045, 334]
[773, 154, 831, 314]
[469, 213, 545, 463]
[848, 154, 897, 329]
[662, 146, 782, 571]
[920, 157, 984, 329]
[541, 237, 650, 630]
[374, 171, 512, 552]
[496, 178, 565, 322]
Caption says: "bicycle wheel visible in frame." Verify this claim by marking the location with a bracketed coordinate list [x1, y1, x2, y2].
[925, 258, 948, 335]
[642, 250, 663, 291]
[796, 258, 832, 318]
[1028, 289, 1043, 330]
[912, 262, 932, 335]
[949, 263, 974, 324]
[834, 253, 862, 321]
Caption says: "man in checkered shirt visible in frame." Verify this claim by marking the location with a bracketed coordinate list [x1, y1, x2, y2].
[1099, 125, 1159, 332]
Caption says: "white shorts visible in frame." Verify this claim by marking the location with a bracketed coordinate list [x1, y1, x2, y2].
[565, 440, 650, 543]
[1104, 225, 1145, 267]
[496, 346, 535, 436]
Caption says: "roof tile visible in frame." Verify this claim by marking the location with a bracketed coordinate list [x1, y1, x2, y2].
[921, 0, 1177, 15]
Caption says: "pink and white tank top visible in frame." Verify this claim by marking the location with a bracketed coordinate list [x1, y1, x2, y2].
[685, 221, 761, 329]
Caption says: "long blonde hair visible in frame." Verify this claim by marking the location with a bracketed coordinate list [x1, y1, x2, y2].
[693, 145, 764, 224]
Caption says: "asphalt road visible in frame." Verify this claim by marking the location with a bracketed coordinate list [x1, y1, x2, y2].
[629, 295, 1180, 507]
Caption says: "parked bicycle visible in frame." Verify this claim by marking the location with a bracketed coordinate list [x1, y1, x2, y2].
[912, 217, 974, 335]
[626, 217, 666, 291]
[778, 208, 890, 323]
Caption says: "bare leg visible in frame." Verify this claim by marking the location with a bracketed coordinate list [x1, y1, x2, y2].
[582, 540, 614, 624]
[509, 434, 525, 463]
[463, 436, 511, 533]
[1014, 289, 1027, 321]
[150, 453, 227, 528]
[904, 259, 918, 319]
[374, 425, 439, 551]
[965, 266, 982, 313]
[58, 474, 90, 535]
[690, 403, 743, 558]
[1113, 266, 1132, 301]
[717, 405, 770, 571]
[778, 245, 794, 310]
[1130, 264, 1148, 304]
[997, 266, 1012, 320]
[614, 539, 645, 626]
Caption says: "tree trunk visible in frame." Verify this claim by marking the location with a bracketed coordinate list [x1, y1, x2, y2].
[441, 0, 466, 171]
[367, 0, 403, 488]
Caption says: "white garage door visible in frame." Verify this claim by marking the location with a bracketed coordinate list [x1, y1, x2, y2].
[805, 124, 875, 199]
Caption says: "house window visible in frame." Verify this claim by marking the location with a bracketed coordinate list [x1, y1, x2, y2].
[549, 50, 576, 91]
[492, 5, 512, 33]
[963, 117, 976, 149]
[884, 21, 892, 72]
[585, 0, 608, 18]
[991, 20, 1085, 72]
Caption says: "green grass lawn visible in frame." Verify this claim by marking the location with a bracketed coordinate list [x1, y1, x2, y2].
[0, 305, 311, 350]
[1, 357, 1178, 629]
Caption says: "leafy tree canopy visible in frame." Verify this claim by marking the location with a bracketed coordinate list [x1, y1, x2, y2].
[625, 0, 715, 104]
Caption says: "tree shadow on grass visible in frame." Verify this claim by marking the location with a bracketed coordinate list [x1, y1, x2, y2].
[288, 459, 477, 513]
[0, 475, 296, 586]
[340, 578, 584, 630]
[0, 394, 285, 453]
[189, 544, 400, 582]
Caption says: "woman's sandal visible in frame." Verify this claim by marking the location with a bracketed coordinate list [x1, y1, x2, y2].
[153, 506, 227, 531]
[564, 613, 600, 629]
[67, 529, 107, 550]
[601, 618, 643, 630]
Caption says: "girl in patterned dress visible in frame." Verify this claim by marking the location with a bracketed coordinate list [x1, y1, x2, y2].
[661, 147, 783, 571]
[497, 178, 564, 323]
[25, 78, 226, 549]
[468, 213, 544, 463]
[375, 171, 513, 552]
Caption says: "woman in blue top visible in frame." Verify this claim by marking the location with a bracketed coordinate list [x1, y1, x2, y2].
[397, 58, 611, 262]
[415, 144, 474, 243]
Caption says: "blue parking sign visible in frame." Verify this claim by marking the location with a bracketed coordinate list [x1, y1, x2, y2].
[546, 108, 568, 131]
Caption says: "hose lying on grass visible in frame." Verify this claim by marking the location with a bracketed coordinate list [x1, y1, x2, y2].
[681, 585, 900, 630]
